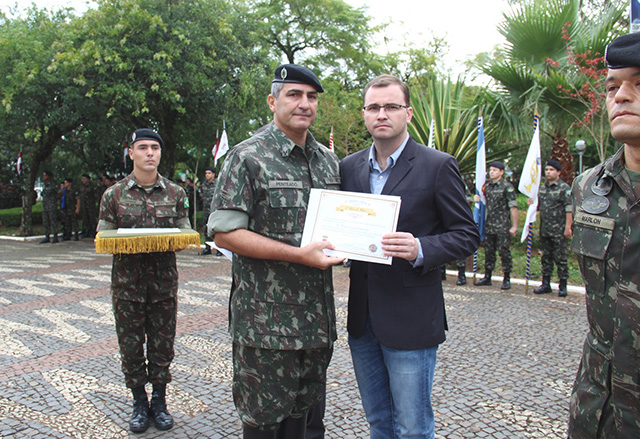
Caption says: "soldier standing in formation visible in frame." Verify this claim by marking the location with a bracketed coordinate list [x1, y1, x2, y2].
[475, 161, 518, 290]
[199, 167, 216, 255]
[209, 64, 343, 438]
[39, 170, 60, 244]
[567, 32, 640, 438]
[77, 173, 97, 238]
[97, 128, 190, 433]
[529, 160, 573, 297]
[61, 177, 80, 241]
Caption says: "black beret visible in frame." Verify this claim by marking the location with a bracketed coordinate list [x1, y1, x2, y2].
[130, 128, 163, 147]
[205, 167, 216, 173]
[82, 173, 91, 179]
[546, 159, 562, 171]
[606, 32, 640, 69]
[489, 161, 504, 170]
[272, 64, 324, 93]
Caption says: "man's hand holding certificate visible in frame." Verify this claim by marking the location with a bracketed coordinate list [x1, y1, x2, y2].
[301, 189, 401, 265]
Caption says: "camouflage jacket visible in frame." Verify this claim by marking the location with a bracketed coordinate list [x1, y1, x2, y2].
[79, 181, 97, 210]
[97, 172, 191, 303]
[568, 146, 640, 437]
[62, 186, 78, 213]
[41, 181, 58, 212]
[210, 123, 341, 350]
[484, 178, 518, 234]
[538, 178, 572, 237]
[201, 179, 216, 216]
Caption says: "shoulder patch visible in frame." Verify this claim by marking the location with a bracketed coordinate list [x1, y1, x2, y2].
[184, 197, 190, 209]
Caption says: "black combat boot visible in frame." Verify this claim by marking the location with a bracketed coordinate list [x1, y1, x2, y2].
[51, 235, 59, 244]
[63, 231, 71, 241]
[74, 231, 80, 241]
[534, 276, 552, 294]
[150, 384, 174, 430]
[456, 268, 467, 285]
[501, 272, 511, 290]
[243, 424, 276, 439]
[200, 245, 212, 256]
[39, 236, 50, 244]
[276, 415, 307, 439]
[558, 279, 568, 297]
[475, 270, 492, 286]
[129, 386, 150, 433]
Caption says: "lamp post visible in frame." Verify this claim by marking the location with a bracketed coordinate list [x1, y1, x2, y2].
[575, 139, 586, 174]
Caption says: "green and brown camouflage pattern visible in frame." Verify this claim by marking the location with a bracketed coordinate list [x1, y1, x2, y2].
[62, 185, 79, 236]
[78, 179, 97, 234]
[41, 181, 59, 237]
[232, 343, 331, 429]
[210, 122, 341, 351]
[484, 178, 518, 234]
[482, 232, 512, 273]
[97, 172, 190, 388]
[201, 179, 216, 237]
[568, 146, 640, 437]
[538, 178, 572, 279]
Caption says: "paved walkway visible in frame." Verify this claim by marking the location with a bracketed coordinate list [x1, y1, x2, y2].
[0, 239, 587, 438]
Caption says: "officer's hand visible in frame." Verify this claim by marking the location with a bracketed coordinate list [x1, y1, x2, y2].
[300, 240, 344, 270]
[527, 198, 533, 205]
[564, 226, 573, 239]
[509, 226, 517, 237]
[474, 194, 480, 202]
[381, 232, 419, 261]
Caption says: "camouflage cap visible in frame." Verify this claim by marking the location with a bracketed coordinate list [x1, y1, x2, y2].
[272, 64, 324, 93]
[606, 32, 640, 69]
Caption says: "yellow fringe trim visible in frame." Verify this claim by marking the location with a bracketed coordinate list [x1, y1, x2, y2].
[95, 229, 201, 254]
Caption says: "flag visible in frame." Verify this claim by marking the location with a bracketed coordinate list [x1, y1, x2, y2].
[214, 126, 229, 167]
[329, 127, 334, 152]
[212, 129, 219, 159]
[473, 117, 486, 242]
[123, 141, 129, 167]
[632, 0, 640, 32]
[427, 119, 435, 148]
[16, 150, 22, 175]
[518, 112, 542, 242]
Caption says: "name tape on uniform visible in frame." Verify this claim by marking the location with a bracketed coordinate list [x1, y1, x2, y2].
[269, 180, 303, 189]
[575, 212, 615, 231]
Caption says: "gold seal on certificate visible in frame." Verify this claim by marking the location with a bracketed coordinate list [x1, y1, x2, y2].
[301, 189, 401, 265]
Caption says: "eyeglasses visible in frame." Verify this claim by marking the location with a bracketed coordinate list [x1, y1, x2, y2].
[363, 103, 409, 113]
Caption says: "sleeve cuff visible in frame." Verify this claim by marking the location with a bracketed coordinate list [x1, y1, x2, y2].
[208, 210, 250, 234]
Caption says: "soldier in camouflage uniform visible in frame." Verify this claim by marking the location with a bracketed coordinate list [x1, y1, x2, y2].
[529, 160, 573, 297]
[199, 167, 216, 255]
[61, 177, 80, 241]
[39, 170, 60, 244]
[567, 33, 640, 438]
[76, 173, 97, 238]
[98, 128, 190, 434]
[209, 64, 343, 438]
[475, 161, 518, 289]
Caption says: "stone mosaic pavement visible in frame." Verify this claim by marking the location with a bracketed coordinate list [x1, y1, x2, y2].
[0, 238, 588, 438]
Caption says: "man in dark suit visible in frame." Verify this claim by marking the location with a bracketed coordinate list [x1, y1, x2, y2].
[340, 74, 480, 439]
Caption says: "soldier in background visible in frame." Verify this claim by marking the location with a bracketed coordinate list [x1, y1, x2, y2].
[529, 160, 572, 297]
[474, 161, 518, 289]
[98, 128, 190, 433]
[199, 167, 216, 255]
[77, 173, 97, 238]
[61, 177, 80, 241]
[209, 64, 343, 438]
[567, 32, 640, 438]
[39, 170, 60, 244]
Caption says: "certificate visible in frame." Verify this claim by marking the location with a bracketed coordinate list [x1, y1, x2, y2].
[301, 189, 401, 265]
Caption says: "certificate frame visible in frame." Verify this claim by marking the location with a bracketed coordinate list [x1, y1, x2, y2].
[301, 189, 401, 265]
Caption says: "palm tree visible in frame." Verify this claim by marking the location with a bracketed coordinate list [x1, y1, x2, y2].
[482, 0, 624, 184]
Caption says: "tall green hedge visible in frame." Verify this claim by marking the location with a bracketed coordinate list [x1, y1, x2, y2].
[0, 204, 43, 227]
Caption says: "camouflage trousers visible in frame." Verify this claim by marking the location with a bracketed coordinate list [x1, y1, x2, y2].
[539, 236, 569, 279]
[62, 209, 79, 236]
[81, 205, 96, 235]
[483, 233, 512, 273]
[112, 297, 177, 389]
[232, 343, 333, 430]
[42, 209, 59, 237]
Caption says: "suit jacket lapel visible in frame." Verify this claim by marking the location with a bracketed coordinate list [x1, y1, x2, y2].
[356, 151, 372, 194]
[382, 138, 416, 195]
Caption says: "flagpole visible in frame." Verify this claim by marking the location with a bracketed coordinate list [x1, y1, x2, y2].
[525, 223, 533, 294]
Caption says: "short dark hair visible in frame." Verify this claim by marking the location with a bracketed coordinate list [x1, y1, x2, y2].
[363, 74, 411, 106]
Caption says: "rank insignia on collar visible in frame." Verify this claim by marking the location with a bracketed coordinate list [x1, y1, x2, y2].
[582, 195, 609, 214]
[280, 67, 287, 80]
[591, 177, 613, 196]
